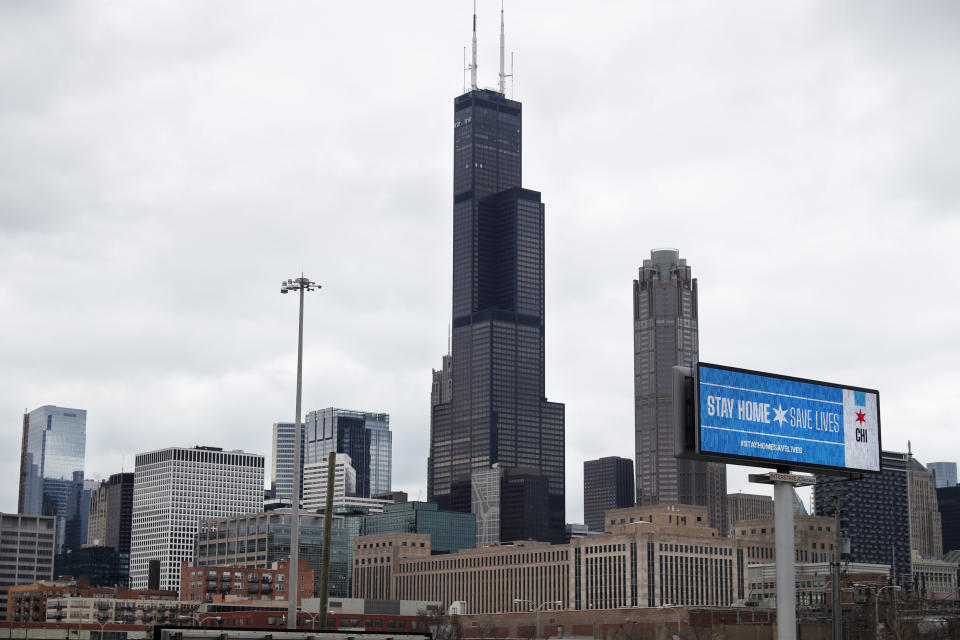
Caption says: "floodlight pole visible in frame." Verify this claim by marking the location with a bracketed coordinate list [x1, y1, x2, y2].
[281, 275, 320, 630]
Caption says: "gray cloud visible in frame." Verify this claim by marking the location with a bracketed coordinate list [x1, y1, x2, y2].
[2, 1, 958, 522]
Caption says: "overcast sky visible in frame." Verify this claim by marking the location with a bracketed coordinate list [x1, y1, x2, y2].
[2, 1, 958, 523]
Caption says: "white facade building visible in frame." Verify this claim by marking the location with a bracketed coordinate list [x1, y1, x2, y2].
[130, 446, 264, 591]
[303, 454, 392, 513]
[270, 422, 303, 504]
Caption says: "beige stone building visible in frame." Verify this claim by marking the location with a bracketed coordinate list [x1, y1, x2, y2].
[732, 515, 837, 564]
[356, 505, 741, 614]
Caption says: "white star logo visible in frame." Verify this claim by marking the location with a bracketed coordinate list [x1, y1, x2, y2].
[773, 404, 788, 427]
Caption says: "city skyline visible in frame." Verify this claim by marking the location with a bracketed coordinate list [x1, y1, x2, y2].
[2, 2, 959, 524]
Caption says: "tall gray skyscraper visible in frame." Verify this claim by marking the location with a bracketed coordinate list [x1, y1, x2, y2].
[633, 249, 726, 531]
[304, 408, 392, 498]
[18, 405, 87, 552]
[427, 13, 565, 543]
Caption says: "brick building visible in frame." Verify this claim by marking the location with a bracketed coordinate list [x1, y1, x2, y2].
[179, 557, 313, 605]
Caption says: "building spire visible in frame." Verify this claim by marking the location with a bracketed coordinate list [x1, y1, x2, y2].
[470, 0, 478, 90]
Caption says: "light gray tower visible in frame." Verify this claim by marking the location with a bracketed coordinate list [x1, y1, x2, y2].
[271, 422, 305, 504]
[633, 249, 726, 531]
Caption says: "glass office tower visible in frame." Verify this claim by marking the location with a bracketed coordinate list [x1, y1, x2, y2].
[18, 406, 87, 552]
[427, 86, 566, 543]
[303, 408, 392, 498]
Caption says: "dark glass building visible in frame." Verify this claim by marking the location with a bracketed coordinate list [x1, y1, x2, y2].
[304, 408, 391, 498]
[54, 545, 129, 587]
[815, 450, 912, 585]
[634, 250, 727, 531]
[937, 485, 960, 554]
[583, 457, 635, 533]
[358, 502, 475, 555]
[428, 84, 565, 543]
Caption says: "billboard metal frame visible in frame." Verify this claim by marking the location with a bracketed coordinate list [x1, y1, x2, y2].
[690, 361, 882, 476]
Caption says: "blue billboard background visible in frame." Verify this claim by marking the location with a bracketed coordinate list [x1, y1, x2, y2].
[697, 364, 880, 472]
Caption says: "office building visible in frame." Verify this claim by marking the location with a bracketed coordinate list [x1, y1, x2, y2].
[726, 493, 774, 535]
[908, 458, 942, 558]
[271, 422, 304, 505]
[360, 502, 476, 555]
[85, 472, 134, 554]
[358, 504, 742, 612]
[130, 446, 263, 591]
[179, 557, 313, 604]
[195, 510, 351, 598]
[815, 450, 912, 585]
[54, 545, 130, 587]
[18, 406, 87, 552]
[304, 408, 392, 498]
[927, 461, 958, 489]
[583, 457, 635, 533]
[302, 454, 393, 513]
[472, 465, 550, 544]
[633, 250, 726, 530]
[936, 485, 960, 553]
[0, 513, 56, 620]
[427, 22, 566, 543]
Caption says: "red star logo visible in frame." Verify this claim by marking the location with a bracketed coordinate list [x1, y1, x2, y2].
[855, 410, 866, 424]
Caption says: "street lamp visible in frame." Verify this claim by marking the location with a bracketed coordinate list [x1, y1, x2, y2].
[281, 275, 320, 630]
[513, 599, 562, 639]
[869, 585, 901, 639]
[658, 603, 682, 638]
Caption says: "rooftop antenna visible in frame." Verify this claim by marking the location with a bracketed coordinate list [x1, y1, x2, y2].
[498, 1, 507, 94]
[470, 0, 478, 90]
[462, 47, 467, 93]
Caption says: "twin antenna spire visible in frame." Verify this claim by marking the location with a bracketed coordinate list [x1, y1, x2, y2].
[464, 0, 514, 96]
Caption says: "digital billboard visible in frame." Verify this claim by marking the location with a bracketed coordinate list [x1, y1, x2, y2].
[695, 362, 881, 474]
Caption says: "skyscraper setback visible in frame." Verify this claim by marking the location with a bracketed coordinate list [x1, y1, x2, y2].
[633, 250, 726, 531]
[427, 10, 565, 543]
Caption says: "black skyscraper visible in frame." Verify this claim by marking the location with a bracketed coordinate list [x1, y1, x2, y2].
[583, 457, 635, 533]
[428, 80, 565, 543]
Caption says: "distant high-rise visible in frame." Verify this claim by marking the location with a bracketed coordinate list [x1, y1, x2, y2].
[304, 408, 392, 498]
[129, 446, 263, 591]
[936, 485, 960, 554]
[427, 10, 565, 543]
[726, 493, 774, 535]
[271, 422, 304, 504]
[85, 472, 134, 554]
[927, 462, 958, 489]
[908, 457, 943, 558]
[815, 450, 912, 585]
[18, 405, 87, 552]
[633, 250, 726, 530]
[583, 457, 635, 533]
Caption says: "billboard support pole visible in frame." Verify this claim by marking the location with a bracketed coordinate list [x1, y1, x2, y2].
[774, 479, 797, 640]
[750, 471, 815, 640]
